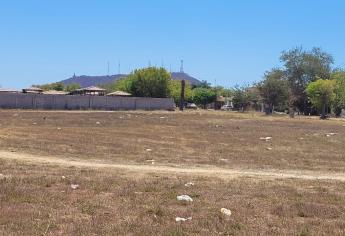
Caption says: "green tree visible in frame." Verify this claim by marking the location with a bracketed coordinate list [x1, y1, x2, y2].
[331, 70, 345, 116]
[212, 86, 234, 97]
[191, 87, 216, 109]
[125, 67, 171, 98]
[280, 47, 334, 114]
[101, 77, 131, 93]
[168, 80, 192, 105]
[64, 83, 81, 92]
[306, 79, 336, 119]
[35, 82, 65, 91]
[258, 69, 289, 114]
[232, 86, 251, 112]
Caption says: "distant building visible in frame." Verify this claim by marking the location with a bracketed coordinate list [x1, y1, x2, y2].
[0, 88, 19, 93]
[69, 86, 106, 96]
[22, 87, 43, 94]
[207, 96, 233, 110]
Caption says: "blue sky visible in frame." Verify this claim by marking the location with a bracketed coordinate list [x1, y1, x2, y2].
[1, 0, 345, 89]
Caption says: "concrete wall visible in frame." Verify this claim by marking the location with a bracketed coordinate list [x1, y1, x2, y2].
[0, 93, 175, 111]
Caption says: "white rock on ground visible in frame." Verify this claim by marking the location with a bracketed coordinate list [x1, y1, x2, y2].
[221, 208, 232, 216]
[260, 137, 272, 141]
[175, 217, 192, 222]
[184, 182, 195, 187]
[146, 149, 152, 152]
[177, 195, 193, 202]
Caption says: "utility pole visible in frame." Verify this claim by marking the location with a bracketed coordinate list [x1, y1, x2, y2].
[179, 80, 185, 111]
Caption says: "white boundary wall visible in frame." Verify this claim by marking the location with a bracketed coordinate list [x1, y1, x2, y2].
[0, 93, 175, 111]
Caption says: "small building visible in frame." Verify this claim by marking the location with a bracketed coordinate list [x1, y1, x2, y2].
[43, 90, 68, 95]
[22, 87, 43, 94]
[0, 88, 19, 93]
[106, 91, 132, 97]
[207, 96, 233, 110]
[69, 86, 106, 96]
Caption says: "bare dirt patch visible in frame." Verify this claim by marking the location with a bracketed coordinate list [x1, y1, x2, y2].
[1, 150, 345, 182]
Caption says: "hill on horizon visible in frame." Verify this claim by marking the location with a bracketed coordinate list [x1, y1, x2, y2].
[60, 72, 202, 88]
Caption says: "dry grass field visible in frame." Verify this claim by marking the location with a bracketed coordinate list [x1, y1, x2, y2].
[1, 110, 345, 235]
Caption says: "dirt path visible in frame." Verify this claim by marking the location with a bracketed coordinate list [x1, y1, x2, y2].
[1, 150, 345, 181]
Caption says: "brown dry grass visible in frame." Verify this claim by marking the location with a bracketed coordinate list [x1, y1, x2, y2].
[0, 110, 344, 171]
[1, 159, 345, 236]
[1, 110, 345, 235]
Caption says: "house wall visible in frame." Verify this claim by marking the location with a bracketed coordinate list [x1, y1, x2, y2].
[0, 93, 175, 111]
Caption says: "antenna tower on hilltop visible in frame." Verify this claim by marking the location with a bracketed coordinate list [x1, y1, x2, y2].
[107, 61, 110, 76]
[180, 60, 184, 73]
[118, 61, 121, 75]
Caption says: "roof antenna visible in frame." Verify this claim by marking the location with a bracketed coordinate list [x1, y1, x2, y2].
[180, 59, 184, 73]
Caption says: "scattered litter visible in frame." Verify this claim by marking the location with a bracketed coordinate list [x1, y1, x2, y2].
[146, 149, 152, 152]
[184, 182, 195, 187]
[177, 195, 193, 202]
[32, 122, 37, 125]
[57, 127, 62, 130]
[61, 176, 66, 179]
[326, 133, 337, 137]
[70, 184, 79, 190]
[220, 158, 229, 162]
[266, 147, 273, 150]
[146, 159, 155, 162]
[175, 217, 192, 222]
[151, 161, 155, 165]
[260, 137, 272, 141]
[160, 117, 166, 119]
[221, 208, 232, 216]
[299, 137, 304, 140]
[96, 121, 101, 125]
